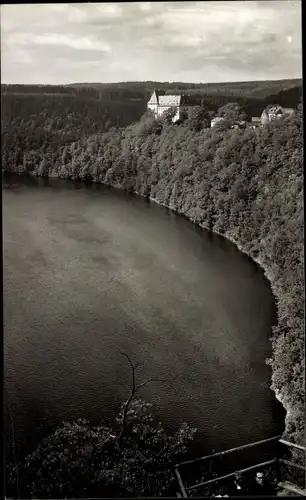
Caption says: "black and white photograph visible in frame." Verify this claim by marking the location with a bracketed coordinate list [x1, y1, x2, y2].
[1, 1, 304, 498]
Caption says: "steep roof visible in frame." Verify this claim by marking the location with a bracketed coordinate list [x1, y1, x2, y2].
[148, 89, 166, 104]
[262, 104, 295, 116]
[268, 104, 283, 114]
[158, 95, 181, 106]
[148, 90, 203, 108]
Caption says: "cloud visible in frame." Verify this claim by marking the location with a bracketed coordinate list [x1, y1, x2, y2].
[8, 32, 110, 52]
[0, 1, 302, 84]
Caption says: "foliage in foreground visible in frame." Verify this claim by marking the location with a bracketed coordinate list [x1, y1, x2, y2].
[7, 355, 196, 498]
[7, 399, 196, 498]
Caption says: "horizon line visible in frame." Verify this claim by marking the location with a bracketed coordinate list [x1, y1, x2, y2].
[1, 77, 302, 87]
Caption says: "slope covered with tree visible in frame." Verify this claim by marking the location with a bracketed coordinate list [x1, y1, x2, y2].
[2, 78, 302, 128]
[3, 101, 304, 450]
[1, 92, 144, 142]
[3, 100, 304, 446]
[65, 78, 302, 98]
[3, 85, 304, 500]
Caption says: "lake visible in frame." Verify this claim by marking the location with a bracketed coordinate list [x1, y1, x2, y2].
[3, 175, 284, 461]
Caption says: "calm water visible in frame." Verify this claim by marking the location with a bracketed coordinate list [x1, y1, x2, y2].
[3, 175, 284, 460]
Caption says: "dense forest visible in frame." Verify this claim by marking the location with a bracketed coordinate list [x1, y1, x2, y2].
[2, 77, 302, 125]
[3, 77, 300, 97]
[2, 83, 304, 497]
[66, 78, 303, 107]
[1, 92, 144, 142]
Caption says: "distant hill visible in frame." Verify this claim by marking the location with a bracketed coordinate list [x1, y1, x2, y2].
[262, 85, 303, 109]
[65, 78, 302, 99]
[2, 79, 301, 121]
[2, 78, 302, 99]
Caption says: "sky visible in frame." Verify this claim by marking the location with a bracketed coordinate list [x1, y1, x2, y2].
[0, 1, 302, 85]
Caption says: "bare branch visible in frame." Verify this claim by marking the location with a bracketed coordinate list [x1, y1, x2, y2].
[117, 353, 173, 444]
[119, 351, 134, 371]
[119, 351, 136, 392]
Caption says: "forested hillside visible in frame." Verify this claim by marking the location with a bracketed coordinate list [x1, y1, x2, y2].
[2, 92, 304, 454]
[3, 78, 301, 96]
[1, 92, 144, 143]
[1, 80, 302, 175]
[65, 78, 302, 98]
[2, 78, 302, 127]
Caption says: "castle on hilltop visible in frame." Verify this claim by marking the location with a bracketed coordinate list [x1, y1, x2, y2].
[147, 90, 198, 123]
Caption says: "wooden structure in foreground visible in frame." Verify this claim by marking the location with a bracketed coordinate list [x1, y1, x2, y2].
[174, 436, 306, 497]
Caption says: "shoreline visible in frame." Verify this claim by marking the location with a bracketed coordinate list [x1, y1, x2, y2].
[144, 192, 287, 429]
[4, 172, 288, 436]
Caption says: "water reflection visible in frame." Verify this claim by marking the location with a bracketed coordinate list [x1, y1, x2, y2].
[3, 175, 284, 460]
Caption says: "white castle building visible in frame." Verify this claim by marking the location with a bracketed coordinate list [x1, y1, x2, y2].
[147, 90, 198, 122]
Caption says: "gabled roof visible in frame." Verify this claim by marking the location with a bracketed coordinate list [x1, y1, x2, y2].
[269, 105, 283, 114]
[148, 89, 166, 104]
[265, 104, 287, 114]
[262, 104, 295, 116]
[158, 95, 181, 106]
[148, 91, 201, 107]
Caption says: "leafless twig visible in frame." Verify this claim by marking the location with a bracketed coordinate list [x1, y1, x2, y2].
[118, 352, 169, 442]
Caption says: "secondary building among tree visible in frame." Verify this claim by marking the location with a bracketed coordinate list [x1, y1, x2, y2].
[211, 116, 226, 128]
[261, 105, 295, 125]
[250, 117, 262, 128]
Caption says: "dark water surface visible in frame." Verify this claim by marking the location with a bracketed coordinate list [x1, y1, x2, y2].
[3, 175, 284, 459]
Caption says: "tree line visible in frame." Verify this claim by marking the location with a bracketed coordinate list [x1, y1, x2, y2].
[3, 77, 301, 98]
[2, 78, 302, 118]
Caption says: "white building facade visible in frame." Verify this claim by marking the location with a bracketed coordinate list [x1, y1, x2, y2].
[147, 90, 197, 123]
